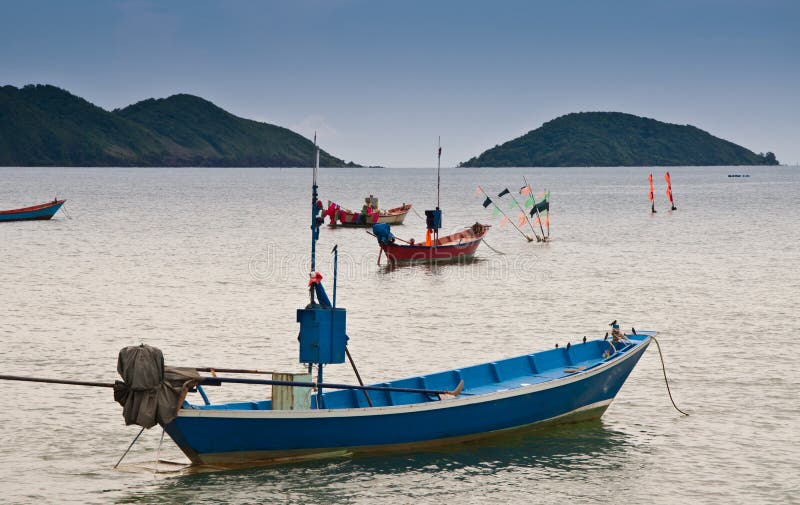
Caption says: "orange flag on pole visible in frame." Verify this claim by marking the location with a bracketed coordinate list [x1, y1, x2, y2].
[664, 172, 673, 203]
[648, 173, 654, 202]
[664, 171, 676, 210]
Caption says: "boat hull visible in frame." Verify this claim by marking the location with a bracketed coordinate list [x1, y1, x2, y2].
[381, 239, 481, 264]
[0, 200, 65, 222]
[163, 336, 651, 466]
[379, 223, 489, 264]
[168, 401, 613, 466]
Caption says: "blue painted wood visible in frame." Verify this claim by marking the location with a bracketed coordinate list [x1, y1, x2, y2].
[163, 333, 653, 465]
[297, 307, 348, 364]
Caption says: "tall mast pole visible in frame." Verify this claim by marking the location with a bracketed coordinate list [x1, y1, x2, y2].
[310, 133, 319, 304]
[437, 136, 441, 210]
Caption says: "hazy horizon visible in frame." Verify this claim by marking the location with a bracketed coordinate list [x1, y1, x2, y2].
[2, 0, 798, 167]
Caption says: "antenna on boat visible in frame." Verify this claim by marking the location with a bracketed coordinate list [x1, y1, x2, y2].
[421, 137, 444, 245]
[331, 244, 338, 307]
[437, 136, 441, 210]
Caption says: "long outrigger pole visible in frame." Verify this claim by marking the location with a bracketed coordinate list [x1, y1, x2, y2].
[0, 374, 465, 398]
[0, 374, 115, 388]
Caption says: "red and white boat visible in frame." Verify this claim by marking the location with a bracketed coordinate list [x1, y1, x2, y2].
[324, 197, 411, 227]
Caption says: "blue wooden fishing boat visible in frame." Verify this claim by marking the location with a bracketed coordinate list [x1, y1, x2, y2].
[164, 332, 653, 465]
[155, 142, 655, 466]
[0, 199, 65, 222]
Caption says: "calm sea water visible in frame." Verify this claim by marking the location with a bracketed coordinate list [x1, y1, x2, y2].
[1, 165, 798, 504]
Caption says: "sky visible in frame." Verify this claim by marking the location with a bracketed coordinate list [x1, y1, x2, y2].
[1, 0, 798, 167]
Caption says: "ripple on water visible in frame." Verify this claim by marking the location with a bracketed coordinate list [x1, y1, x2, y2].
[1, 165, 798, 504]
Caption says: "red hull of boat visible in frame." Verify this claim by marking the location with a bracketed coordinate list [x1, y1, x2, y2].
[379, 224, 489, 264]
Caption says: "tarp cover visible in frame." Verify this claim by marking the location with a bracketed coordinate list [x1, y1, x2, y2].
[372, 223, 394, 244]
[424, 209, 442, 230]
[113, 344, 200, 428]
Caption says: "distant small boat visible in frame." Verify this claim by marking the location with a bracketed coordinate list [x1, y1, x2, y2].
[372, 138, 488, 264]
[326, 198, 412, 227]
[727, 174, 751, 178]
[374, 222, 489, 264]
[0, 199, 65, 222]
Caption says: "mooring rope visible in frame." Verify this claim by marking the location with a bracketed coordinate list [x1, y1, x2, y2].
[651, 336, 689, 416]
[481, 238, 505, 255]
[411, 206, 426, 221]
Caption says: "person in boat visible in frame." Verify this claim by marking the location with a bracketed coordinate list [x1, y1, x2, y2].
[366, 195, 378, 212]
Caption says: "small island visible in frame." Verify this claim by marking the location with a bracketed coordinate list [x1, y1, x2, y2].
[0, 84, 360, 167]
[459, 112, 779, 167]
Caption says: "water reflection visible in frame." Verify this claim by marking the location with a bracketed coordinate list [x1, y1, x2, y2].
[116, 420, 632, 504]
[378, 255, 485, 274]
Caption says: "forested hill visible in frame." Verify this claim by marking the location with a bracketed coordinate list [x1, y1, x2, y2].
[459, 112, 778, 167]
[0, 84, 359, 167]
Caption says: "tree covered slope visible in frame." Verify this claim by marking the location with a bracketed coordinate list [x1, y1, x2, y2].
[460, 112, 778, 167]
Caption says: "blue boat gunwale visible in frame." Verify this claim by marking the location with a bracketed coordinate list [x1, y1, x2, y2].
[177, 333, 652, 419]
